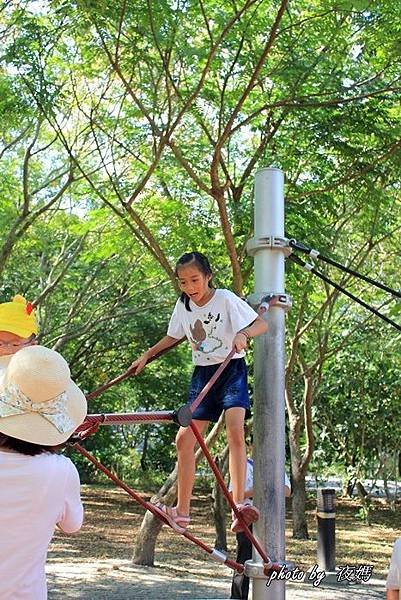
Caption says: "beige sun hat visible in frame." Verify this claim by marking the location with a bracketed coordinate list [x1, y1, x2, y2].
[0, 345, 87, 445]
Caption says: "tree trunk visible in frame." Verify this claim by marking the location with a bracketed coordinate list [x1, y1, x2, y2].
[288, 413, 310, 539]
[291, 469, 309, 539]
[356, 480, 372, 526]
[383, 473, 392, 505]
[132, 415, 225, 565]
[132, 466, 178, 566]
[132, 510, 164, 565]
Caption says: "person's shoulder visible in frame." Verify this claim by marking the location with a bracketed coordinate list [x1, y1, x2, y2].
[24, 452, 72, 481]
[217, 289, 244, 302]
[172, 296, 181, 308]
[218, 289, 254, 310]
[169, 297, 184, 318]
[39, 452, 77, 473]
[217, 288, 234, 297]
[58, 453, 79, 472]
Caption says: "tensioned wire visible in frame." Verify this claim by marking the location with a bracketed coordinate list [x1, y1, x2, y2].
[288, 253, 401, 333]
[289, 239, 401, 299]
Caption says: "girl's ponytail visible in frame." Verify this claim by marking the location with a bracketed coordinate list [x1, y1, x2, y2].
[180, 291, 191, 311]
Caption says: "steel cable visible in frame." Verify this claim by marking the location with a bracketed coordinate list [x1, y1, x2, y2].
[289, 253, 401, 333]
[289, 239, 401, 299]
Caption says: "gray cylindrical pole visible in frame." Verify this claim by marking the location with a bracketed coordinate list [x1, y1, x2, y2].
[250, 168, 287, 600]
[316, 488, 336, 572]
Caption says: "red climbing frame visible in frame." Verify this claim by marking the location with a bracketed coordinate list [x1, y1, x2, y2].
[74, 442, 245, 573]
[74, 299, 287, 575]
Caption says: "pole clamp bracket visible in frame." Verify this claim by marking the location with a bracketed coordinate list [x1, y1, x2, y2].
[244, 559, 296, 579]
[247, 292, 292, 313]
[244, 560, 269, 579]
[246, 236, 292, 257]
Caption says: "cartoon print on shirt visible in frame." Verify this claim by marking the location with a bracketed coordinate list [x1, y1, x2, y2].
[203, 312, 221, 325]
[190, 313, 223, 354]
[190, 320, 207, 347]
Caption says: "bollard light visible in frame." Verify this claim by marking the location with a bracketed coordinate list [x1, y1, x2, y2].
[316, 488, 336, 572]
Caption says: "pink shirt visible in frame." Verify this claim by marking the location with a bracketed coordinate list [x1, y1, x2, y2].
[0, 450, 83, 600]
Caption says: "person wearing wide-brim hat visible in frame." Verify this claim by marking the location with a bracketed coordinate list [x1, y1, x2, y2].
[0, 344, 87, 600]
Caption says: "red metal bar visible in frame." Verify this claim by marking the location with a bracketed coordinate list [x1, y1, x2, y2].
[189, 421, 273, 568]
[83, 412, 175, 425]
[86, 337, 186, 401]
[74, 443, 244, 573]
[189, 349, 236, 414]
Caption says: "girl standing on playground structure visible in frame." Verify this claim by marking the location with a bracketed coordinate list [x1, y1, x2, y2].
[130, 252, 268, 533]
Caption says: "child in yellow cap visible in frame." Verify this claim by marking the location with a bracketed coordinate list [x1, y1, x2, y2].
[0, 295, 38, 358]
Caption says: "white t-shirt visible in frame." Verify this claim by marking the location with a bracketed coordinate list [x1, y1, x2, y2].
[386, 537, 401, 590]
[167, 289, 258, 366]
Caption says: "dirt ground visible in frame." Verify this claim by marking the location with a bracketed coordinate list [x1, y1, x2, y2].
[46, 484, 398, 599]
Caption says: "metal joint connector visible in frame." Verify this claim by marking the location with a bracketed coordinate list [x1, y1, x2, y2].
[172, 405, 192, 427]
[247, 292, 292, 312]
[263, 293, 292, 311]
[211, 549, 227, 563]
[246, 236, 293, 257]
[243, 560, 270, 579]
[289, 238, 320, 260]
[244, 560, 296, 579]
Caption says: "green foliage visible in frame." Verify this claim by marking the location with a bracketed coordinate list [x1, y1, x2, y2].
[314, 325, 401, 478]
[1, 0, 401, 495]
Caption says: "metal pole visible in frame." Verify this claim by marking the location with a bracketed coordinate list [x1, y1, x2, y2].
[247, 168, 288, 600]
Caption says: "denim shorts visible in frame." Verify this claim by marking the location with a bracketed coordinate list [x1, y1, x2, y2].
[188, 358, 250, 422]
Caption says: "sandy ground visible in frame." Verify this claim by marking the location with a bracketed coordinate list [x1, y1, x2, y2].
[45, 485, 391, 599]
[46, 558, 385, 599]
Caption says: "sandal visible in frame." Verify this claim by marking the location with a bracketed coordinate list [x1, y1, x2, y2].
[231, 502, 260, 533]
[154, 503, 190, 534]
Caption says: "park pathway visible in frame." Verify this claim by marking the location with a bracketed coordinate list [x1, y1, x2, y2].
[47, 559, 385, 599]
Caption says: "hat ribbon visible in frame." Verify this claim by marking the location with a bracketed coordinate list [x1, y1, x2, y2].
[0, 382, 75, 435]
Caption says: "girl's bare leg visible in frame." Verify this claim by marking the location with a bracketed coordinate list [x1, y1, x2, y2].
[176, 419, 209, 516]
[225, 407, 247, 505]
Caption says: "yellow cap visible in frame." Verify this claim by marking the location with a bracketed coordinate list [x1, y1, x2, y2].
[0, 295, 38, 338]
